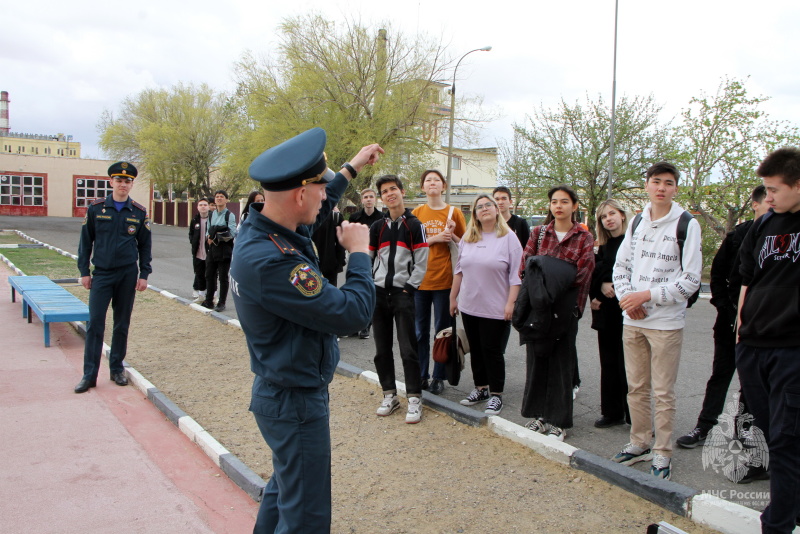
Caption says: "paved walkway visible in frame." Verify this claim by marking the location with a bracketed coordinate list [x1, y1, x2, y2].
[0, 265, 258, 533]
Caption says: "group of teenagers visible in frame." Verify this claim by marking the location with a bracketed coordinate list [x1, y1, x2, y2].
[363, 150, 800, 533]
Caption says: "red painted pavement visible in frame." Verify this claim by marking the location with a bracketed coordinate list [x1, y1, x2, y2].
[0, 265, 258, 533]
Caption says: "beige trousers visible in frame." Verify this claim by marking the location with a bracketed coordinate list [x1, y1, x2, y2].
[622, 325, 683, 457]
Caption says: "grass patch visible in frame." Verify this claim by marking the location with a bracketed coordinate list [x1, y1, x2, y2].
[0, 232, 27, 245]
[1, 248, 79, 279]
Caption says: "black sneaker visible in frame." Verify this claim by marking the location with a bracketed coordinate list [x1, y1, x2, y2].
[420, 379, 430, 391]
[460, 388, 490, 406]
[736, 465, 769, 484]
[429, 379, 444, 395]
[358, 328, 370, 339]
[676, 427, 708, 449]
[485, 395, 503, 415]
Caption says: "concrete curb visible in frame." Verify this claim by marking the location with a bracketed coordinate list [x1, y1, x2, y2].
[689, 494, 763, 534]
[487, 416, 577, 465]
[570, 449, 696, 517]
[2, 230, 765, 532]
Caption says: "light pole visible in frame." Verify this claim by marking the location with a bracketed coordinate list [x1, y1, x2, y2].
[607, 0, 619, 200]
[444, 46, 491, 205]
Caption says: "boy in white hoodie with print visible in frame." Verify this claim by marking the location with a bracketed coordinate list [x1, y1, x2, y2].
[610, 162, 702, 480]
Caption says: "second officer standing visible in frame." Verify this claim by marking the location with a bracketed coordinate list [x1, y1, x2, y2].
[75, 161, 152, 393]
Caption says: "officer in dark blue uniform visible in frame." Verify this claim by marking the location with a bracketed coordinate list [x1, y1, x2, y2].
[230, 128, 381, 533]
[75, 161, 152, 393]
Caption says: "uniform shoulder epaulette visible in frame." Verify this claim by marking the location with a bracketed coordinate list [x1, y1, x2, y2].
[268, 234, 299, 255]
[132, 200, 147, 213]
[91, 198, 105, 206]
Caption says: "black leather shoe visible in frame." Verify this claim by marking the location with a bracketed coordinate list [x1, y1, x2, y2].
[110, 372, 128, 386]
[200, 300, 214, 309]
[214, 303, 226, 312]
[429, 379, 445, 395]
[420, 379, 430, 391]
[74, 378, 96, 393]
[594, 416, 626, 428]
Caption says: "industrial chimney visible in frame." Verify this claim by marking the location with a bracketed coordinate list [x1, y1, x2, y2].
[0, 91, 8, 134]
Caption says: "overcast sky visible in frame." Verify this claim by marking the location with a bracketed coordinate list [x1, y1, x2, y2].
[2, 0, 799, 159]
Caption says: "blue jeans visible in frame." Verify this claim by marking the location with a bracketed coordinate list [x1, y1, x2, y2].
[736, 344, 800, 534]
[415, 289, 451, 381]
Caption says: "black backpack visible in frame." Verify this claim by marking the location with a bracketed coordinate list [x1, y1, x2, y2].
[630, 210, 700, 308]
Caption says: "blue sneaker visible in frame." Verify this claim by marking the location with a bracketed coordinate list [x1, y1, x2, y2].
[650, 454, 671, 480]
[611, 443, 653, 466]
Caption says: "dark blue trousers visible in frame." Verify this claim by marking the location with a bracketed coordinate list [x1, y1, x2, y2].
[250, 379, 331, 534]
[83, 265, 138, 381]
[415, 289, 450, 381]
[736, 343, 800, 534]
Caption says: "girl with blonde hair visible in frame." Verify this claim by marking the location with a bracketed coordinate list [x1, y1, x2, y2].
[450, 194, 523, 415]
[589, 199, 630, 428]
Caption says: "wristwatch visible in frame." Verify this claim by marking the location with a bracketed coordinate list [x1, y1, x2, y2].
[341, 162, 357, 179]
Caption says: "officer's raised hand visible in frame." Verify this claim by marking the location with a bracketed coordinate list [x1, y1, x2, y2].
[340, 144, 385, 180]
[337, 221, 370, 255]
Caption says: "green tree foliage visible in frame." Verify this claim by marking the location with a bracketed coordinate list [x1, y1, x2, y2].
[675, 77, 800, 237]
[228, 15, 455, 204]
[98, 83, 236, 199]
[500, 94, 676, 231]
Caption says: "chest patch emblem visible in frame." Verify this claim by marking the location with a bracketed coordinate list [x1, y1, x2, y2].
[289, 263, 322, 297]
[127, 225, 136, 235]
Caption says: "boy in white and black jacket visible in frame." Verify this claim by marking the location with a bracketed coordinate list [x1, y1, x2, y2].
[611, 162, 702, 481]
[736, 147, 800, 534]
[368, 174, 429, 423]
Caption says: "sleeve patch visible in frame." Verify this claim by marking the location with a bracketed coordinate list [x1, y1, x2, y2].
[289, 263, 323, 297]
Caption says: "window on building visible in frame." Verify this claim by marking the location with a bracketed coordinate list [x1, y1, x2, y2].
[57, 148, 63, 156]
[44, 147, 51, 155]
[1, 175, 44, 206]
[18, 146, 25, 154]
[33, 147, 38, 155]
[69, 149, 75, 156]
[75, 178, 112, 207]
[451, 155, 462, 170]
[22, 176, 44, 206]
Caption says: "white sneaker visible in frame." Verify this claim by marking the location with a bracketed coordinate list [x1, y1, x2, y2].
[192, 290, 200, 298]
[573, 386, 580, 400]
[376, 394, 400, 416]
[405, 396, 422, 424]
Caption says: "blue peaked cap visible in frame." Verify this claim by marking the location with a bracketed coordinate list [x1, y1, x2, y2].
[248, 127, 335, 191]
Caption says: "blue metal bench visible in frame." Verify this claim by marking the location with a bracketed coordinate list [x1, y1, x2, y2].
[8, 275, 90, 347]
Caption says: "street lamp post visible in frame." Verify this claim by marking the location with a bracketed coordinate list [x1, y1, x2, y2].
[607, 0, 619, 200]
[444, 46, 491, 205]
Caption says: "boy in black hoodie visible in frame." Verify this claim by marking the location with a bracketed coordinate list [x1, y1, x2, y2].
[737, 147, 800, 534]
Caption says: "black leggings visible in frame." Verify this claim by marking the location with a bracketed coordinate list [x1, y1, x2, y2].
[460, 312, 510, 394]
